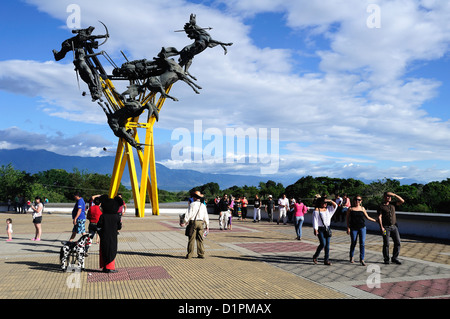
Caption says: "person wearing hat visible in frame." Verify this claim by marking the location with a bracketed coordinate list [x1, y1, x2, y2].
[180, 191, 210, 259]
[265, 195, 275, 223]
[97, 194, 123, 272]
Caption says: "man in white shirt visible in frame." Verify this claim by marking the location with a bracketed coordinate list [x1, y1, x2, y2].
[277, 194, 289, 225]
[181, 191, 210, 259]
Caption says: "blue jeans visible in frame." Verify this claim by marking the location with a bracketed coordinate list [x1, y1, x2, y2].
[294, 216, 304, 238]
[313, 227, 331, 261]
[349, 226, 366, 261]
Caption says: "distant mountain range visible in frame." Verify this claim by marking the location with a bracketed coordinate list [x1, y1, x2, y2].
[0, 148, 292, 191]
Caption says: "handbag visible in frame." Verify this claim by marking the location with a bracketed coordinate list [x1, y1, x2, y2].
[185, 203, 201, 237]
[319, 211, 332, 238]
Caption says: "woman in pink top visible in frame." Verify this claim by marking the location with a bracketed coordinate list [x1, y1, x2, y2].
[293, 199, 308, 240]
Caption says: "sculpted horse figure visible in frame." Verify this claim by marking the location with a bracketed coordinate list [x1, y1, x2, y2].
[143, 55, 202, 101]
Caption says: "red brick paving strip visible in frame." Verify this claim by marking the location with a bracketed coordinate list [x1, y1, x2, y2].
[87, 266, 172, 283]
[237, 242, 317, 253]
[354, 278, 450, 299]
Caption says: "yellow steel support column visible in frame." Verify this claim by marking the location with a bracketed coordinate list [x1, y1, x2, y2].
[138, 125, 154, 217]
[108, 139, 125, 198]
[101, 75, 173, 218]
[149, 130, 159, 215]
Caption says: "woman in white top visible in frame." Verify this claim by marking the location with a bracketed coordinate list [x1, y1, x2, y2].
[31, 196, 43, 241]
[312, 197, 337, 265]
[181, 191, 210, 259]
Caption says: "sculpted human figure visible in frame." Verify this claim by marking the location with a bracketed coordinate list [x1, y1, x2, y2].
[52, 15, 231, 151]
[52, 26, 108, 61]
[177, 14, 233, 74]
[73, 48, 103, 100]
[144, 56, 202, 101]
[98, 88, 159, 150]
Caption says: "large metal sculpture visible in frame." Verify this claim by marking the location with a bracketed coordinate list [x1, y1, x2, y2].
[53, 14, 232, 217]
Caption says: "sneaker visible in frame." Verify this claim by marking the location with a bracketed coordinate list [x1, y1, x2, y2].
[391, 259, 402, 265]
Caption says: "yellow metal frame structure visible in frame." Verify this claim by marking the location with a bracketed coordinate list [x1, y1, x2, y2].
[100, 77, 172, 217]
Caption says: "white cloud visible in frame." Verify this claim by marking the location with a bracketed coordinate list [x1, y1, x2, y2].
[1, 0, 450, 183]
[0, 127, 112, 157]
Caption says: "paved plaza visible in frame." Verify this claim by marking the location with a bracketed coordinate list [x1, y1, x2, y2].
[0, 208, 449, 312]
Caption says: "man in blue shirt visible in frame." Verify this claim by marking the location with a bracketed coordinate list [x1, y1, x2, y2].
[69, 192, 87, 241]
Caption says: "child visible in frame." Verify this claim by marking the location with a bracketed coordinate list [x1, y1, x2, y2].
[6, 219, 13, 241]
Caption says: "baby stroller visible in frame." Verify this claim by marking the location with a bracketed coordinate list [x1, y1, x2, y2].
[60, 233, 93, 272]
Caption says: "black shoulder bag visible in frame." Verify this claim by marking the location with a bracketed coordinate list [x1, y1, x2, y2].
[185, 203, 201, 237]
[319, 211, 332, 238]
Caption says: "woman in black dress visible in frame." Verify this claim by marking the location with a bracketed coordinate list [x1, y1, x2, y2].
[97, 195, 122, 273]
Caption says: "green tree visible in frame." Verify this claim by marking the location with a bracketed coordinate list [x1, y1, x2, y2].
[285, 176, 326, 205]
[29, 183, 66, 203]
[258, 180, 285, 200]
[33, 169, 73, 200]
[422, 181, 450, 213]
[0, 164, 34, 201]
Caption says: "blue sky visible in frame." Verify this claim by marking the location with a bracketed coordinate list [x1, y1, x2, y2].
[1, 0, 450, 185]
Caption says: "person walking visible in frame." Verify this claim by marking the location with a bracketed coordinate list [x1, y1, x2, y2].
[30, 196, 43, 241]
[277, 194, 289, 225]
[340, 194, 350, 222]
[181, 191, 210, 259]
[6, 218, 13, 242]
[265, 195, 275, 223]
[377, 192, 405, 265]
[69, 192, 87, 242]
[312, 197, 337, 265]
[332, 194, 343, 222]
[97, 195, 123, 273]
[227, 196, 234, 230]
[218, 194, 229, 230]
[241, 196, 248, 220]
[293, 198, 308, 240]
[346, 196, 376, 266]
[253, 195, 261, 223]
[87, 195, 102, 244]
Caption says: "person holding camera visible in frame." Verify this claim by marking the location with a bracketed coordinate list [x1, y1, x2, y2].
[312, 197, 337, 265]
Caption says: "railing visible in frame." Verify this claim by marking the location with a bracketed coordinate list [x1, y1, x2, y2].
[207, 205, 450, 241]
[2, 202, 449, 240]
